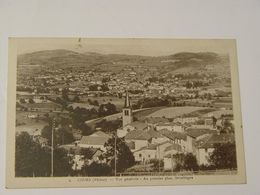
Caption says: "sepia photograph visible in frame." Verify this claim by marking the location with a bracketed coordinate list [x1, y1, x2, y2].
[6, 38, 246, 188]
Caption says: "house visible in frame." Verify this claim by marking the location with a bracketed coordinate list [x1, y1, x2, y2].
[155, 141, 175, 159]
[133, 144, 157, 162]
[148, 128, 168, 144]
[185, 128, 217, 140]
[145, 117, 169, 128]
[158, 129, 196, 154]
[80, 147, 105, 165]
[196, 133, 235, 165]
[60, 144, 104, 170]
[155, 122, 184, 133]
[125, 130, 152, 151]
[72, 129, 82, 140]
[117, 121, 147, 138]
[32, 128, 41, 137]
[158, 129, 187, 150]
[163, 143, 182, 156]
[78, 131, 111, 151]
[124, 121, 148, 131]
[27, 114, 38, 119]
[173, 117, 199, 124]
[163, 144, 184, 171]
[34, 136, 48, 147]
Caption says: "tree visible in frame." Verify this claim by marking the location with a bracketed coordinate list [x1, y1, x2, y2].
[98, 103, 117, 117]
[209, 143, 237, 169]
[16, 131, 73, 177]
[19, 98, 26, 104]
[73, 95, 80, 103]
[89, 84, 99, 91]
[102, 77, 110, 83]
[172, 153, 185, 171]
[212, 116, 217, 127]
[183, 153, 199, 171]
[62, 88, 69, 101]
[41, 125, 52, 145]
[28, 98, 35, 104]
[56, 127, 74, 145]
[15, 132, 50, 177]
[81, 162, 112, 176]
[93, 100, 99, 106]
[70, 107, 98, 129]
[104, 137, 135, 173]
[101, 84, 109, 92]
[95, 119, 121, 133]
[44, 113, 50, 119]
[41, 124, 74, 146]
[185, 81, 193, 89]
[79, 123, 93, 136]
[222, 119, 234, 134]
[53, 148, 73, 176]
[149, 159, 164, 171]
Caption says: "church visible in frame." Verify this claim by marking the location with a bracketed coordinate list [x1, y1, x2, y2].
[117, 91, 136, 138]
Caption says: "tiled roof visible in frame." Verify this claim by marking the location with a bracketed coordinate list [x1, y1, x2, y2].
[90, 130, 111, 138]
[145, 117, 169, 124]
[125, 130, 152, 140]
[79, 131, 111, 146]
[197, 133, 235, 149]
[125, 128, 166, 140]
[80, 147, 100, 158]
[147, 129, 164, 138]
[159, 129, 187, 140]
[185, 128, 217, 138]
[126, 141, 135, 150]
[59, 144, 82, 155]
[80, 136, 109, 146]
[126, 121, 148, 130]
[133, 144, 158, 152]
[156, 122, 183, 126]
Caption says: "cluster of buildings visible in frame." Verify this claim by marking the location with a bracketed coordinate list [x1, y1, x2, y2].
[17, 63, 232, 102]
[16, 63, 234, 173]
[58, 92, 235, 172]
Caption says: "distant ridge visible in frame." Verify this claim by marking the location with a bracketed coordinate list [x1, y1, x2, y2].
[17, 49, 229, 74]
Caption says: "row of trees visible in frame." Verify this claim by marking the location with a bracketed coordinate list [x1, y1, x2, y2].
[15, 132, 135, 177]
[184, 80, 209, 89]
[209, 143, 237, 169]
[133, 97, 171, 109]
[170, 143, 237, 172]
[88, 84, 109, 92]
[15, 132, 72, 177]
[19, 98, 35, 104]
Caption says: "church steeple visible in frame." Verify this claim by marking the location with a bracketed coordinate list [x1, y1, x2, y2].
[122, 90, 133, 127]
[124, 90, 131, 108]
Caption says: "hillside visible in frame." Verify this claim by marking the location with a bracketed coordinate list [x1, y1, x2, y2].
[17, 49, 229, 74]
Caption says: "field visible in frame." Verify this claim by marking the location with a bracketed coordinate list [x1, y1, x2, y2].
[182, 108, 216, 117]
[133, 107, 166, 121]
[20, 102, 62, 112]
[67, 102, 98, 110]
[84, 107, 164, 127]
[147, 106, 207, 118]
[78, 96, 126, 110]
[202, 110, 233, 118]
[16, 111, 48, 134]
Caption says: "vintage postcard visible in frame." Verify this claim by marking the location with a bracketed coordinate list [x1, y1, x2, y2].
[6, 38, 246, 188]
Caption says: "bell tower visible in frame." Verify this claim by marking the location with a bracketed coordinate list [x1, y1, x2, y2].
[122, 90, 133, 127]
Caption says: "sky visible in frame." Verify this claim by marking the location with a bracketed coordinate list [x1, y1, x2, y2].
[15, 38, 234, 56]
